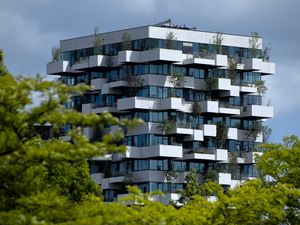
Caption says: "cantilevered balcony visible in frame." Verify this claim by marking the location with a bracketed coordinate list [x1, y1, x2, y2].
[122, 145, 183, 159]
[182, 54, 228, 67]
[240, 105, 273, 118]
[241, 151, 263, 164]
[118, 49, 183, 64]
[184, 149, 228, 161]
[243, 58, 275, 75]
[218, 172, 232, 186]
[46, 61, 70, 75]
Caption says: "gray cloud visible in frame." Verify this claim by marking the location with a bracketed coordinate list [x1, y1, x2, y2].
[1, 0, 299, 140]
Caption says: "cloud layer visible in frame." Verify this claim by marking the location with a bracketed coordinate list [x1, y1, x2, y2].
[1, 0, 300, 141]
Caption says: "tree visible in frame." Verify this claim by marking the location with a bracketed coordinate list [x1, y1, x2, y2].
[169, 71, 185, 87]
[51, 46, 61, 61]
[165, 32, 176, 49]
[122, 32, 132, 50]
[255, 136, 300, 224]
[178, 169, 201, 204]
[191, 101, 201, 116]
[0, 50, 139, 224]
[94, 26, 102, 55]
[249, 32, 261, 58]
[205, 71, 218, 100]
[216, 121, 228, 149]
[255, 80, 267, 96]
[227, 57, 238, 85]
[212, 32, 223, 54]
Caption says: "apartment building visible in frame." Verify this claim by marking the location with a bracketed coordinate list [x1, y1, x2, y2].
[47, 20, 275, 203]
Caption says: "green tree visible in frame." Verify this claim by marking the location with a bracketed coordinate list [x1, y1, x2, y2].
[0, 50, 139, 224]
[212, 32, 223, 54]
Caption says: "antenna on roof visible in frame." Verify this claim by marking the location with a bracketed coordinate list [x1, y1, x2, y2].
[153, 18, 172, 27]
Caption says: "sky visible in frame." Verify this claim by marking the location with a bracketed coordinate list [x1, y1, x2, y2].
[1, 0, 299, 143]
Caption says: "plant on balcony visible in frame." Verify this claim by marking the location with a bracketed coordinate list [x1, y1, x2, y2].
[262, 45, 272, 62]
[216, 121, 228, 149]
[124, 66, 144, 97]
[229, 152, 239, 180]
[157, 119, 176, 135]
[93, 26, 102, 55]
[249, 32, 261, 58]
[122, 32, 132, 50]
[191, 101, 202, 116]
[212, 32, 223, 54]
[169, 71, 185, 87]
[262, 125, 272, 143]
[228, 57, 238, 85]
[51, 46, 61, 62]
[165, 163, 178, 193]
[177, 169, 201, 204]
[204, 169, 218, 182]
[166, 31, 176, 49]
[255, 80, 267, 96]
[105, 55, 114, 67]
[205, 71, 218, 100]
[246, 120, 263, 151]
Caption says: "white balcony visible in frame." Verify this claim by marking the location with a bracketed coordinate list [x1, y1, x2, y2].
[89, 55, 118, 68]
[260, 61, 275, 75]
[184, 149, 227, 161]
[227, 127, 238, 140]
[124, 145, 183, 158]
[140, 48, 183, 62]
[200, 101, 219, 113]
[241, 105, 273, 118]
[215, 54, 228, 67]
[91, 173, 104, 184]
[218, 173, 232, 185]
[91, 78, 106, 90]
[118, 50, 140, 64]
[242, 151, 263, 164]
[183, 129, 204, 141]
[200, 124, 217, 137]
[219, 106, 240, 115]
[237, 129, 263, 143]
[72, 60, 89, 70]
[215, 149, 228, 161]
[182, 54, 227, 67]
[117, 97, 159, 111]
[244, 58, 263, 71]
[160, 97, 183, 110]
[182, 57, 215, 66]
[46, 61, 70, 75]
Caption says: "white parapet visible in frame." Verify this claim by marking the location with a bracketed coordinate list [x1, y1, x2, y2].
[242, 151, 263, 164]
[244, 58, 263, 71]
[241, 105, 274, 118]
[125, 145, 183, 158]
[46, 61, 70, 74]
[218, 173, 232, 185]
[260, 62, 275, 75]
[200, 124, 217, 137]
[200, 101, 219, 113]
[91, 78, 106, 90]
[140, 48, 183, 62]
[215, 149, 228, 161]
[227, 127, 238, 140]
[215, 54, 228, 67]
[117, 50, 140, 64]
[91, 173, 104, 184]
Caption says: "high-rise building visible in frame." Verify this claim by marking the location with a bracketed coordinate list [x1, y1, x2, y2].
[47, 20, 275, 203]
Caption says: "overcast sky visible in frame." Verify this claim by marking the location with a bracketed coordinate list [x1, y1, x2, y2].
[1, 0, 299, 143]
